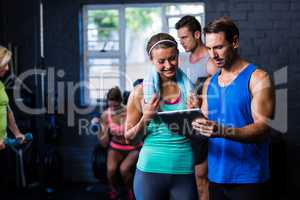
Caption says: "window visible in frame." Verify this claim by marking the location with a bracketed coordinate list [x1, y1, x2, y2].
[82, 3, 205, 105]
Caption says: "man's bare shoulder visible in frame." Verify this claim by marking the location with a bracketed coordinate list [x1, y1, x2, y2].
[250, 68, 273, 94]
[252, 68, 270, 80]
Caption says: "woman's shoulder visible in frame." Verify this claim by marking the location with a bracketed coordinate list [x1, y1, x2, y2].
[127, 83, 144, 112]
[131, 84, 144, 101]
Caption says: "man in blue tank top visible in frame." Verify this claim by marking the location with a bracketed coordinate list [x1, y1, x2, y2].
[192, 17, 275, 200]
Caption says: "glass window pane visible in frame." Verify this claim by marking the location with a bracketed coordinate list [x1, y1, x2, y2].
[83, 3, 206, 104]
[88, 58, 119, 66]
[165, 4, 204, 15]
[87, 9, 119, 52]
[87, 58, 120, 100]
[168, 17, 181, 28]
[90, 89, 104, 101]
[168, 28, 184, 53]
[125, 7, 162, 90]
[89, 77, 119, 100]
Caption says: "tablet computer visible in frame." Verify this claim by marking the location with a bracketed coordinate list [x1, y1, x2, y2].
[157, 108, 205, 136]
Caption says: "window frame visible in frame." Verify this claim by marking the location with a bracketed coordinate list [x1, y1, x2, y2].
[82, 3, 205, 105]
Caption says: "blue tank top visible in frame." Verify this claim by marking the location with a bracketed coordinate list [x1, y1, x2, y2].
[137, 90, 194, 174]
[207, 64, 269, 184]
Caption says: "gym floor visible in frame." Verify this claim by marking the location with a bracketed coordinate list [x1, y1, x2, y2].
[3, 182, 119, 200]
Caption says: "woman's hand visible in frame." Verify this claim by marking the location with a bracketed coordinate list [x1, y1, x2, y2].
[143, 94, 160, 123]
[187, 92, 200, 109]
[0, 140, 6, 150]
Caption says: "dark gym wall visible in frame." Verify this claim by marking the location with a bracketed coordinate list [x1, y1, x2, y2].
[0, 0, 299, 193]
[0, 0, 40, 72]
[0, 3, 2, 43]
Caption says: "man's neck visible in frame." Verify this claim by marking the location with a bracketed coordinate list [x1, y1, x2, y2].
[189, 42, 207, 64]
[221, 55, 248, 75]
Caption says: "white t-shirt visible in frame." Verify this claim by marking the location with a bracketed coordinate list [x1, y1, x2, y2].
[179, 52, 210, 84]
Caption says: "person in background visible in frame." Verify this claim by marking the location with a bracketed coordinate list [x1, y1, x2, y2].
[0, 45, 25, 190]
[96, 86, 142, 200]
[175, 15, 218, 200]
[176, 15, 217, 83]
[125, 33, 198, 200]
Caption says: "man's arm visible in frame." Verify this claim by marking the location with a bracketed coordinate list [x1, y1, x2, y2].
[194, 69, 275, 143]
[200, 77, 211, 118]
[227, 69, 275, 142]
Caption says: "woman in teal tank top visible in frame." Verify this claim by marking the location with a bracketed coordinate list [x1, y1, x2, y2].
[125, 33, 198, 200]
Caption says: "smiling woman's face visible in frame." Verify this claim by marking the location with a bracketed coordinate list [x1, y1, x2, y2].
[151, 47, 178, 81]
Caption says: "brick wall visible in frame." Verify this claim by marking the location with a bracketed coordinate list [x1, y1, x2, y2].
[206, 1, 299, 197]
[44, 1, 300, 192]
[0, 0, 299, 195]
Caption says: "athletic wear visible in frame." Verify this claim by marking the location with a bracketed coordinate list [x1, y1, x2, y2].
[137, 91, 194, 174]
[110, 140, 142, 152]
[107, 108, 126, 136]
[143, 67, 193, 104]
[179, 52, 211, 165]
[135, 68, 196, 200]
[209, 181, 270, 200]
[134, 169, 198, 200]
[179, 52, 210, 83]
[207, 64, 270, 184]
[107, 109, 142, 152]
[0, 81, 8, 140]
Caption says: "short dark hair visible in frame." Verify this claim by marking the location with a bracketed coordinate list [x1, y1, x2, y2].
[107, 86, 122, 103]
[204, 17, 239, 43]
[175, 15, 202, 34]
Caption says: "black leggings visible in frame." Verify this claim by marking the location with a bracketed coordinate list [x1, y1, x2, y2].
[134, 169, 198, 200]
[209, 181, 270, 200]
[0, 149, 10, 190]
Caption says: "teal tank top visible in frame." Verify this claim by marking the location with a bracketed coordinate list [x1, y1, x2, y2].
[137, 90, 194, 174]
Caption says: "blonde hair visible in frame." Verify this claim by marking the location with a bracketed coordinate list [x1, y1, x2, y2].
[0, 45, 12, 68]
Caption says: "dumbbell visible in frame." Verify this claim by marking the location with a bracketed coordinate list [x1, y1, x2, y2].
[89, 117, 102, 135]
[4, 133, 33, 147]
[4, 133, 33, 188]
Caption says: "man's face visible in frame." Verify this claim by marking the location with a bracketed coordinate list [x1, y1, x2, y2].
[177, 27, 199, 53]
[205, 32, 237, 68]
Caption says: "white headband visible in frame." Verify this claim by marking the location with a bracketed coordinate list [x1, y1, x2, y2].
[148, 39, 177, 55]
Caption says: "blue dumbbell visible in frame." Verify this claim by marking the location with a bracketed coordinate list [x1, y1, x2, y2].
[89, 123, 102, 135]
[4, 133, 33, 147]
[24, 133, 33, 142]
